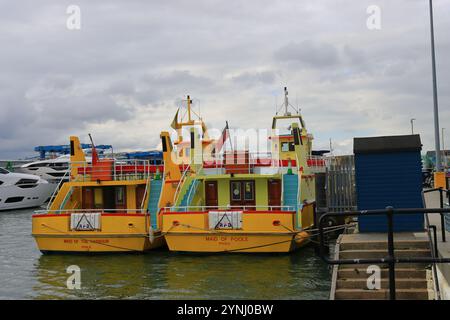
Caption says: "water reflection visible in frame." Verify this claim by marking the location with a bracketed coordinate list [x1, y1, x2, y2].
[33, 249, 330, 299]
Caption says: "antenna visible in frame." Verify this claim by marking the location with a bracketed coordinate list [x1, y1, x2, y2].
[187, 95, 192, 122]
[284, 87, 288, 115]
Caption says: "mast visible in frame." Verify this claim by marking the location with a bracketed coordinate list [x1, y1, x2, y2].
[187, 95, 192, 123]
[284, 87, 289, 116]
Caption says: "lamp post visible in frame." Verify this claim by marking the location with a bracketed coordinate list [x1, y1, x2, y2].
[429, 0, 442, 171]
[442, 128, 446, 168]
[410, 118, 416, 134]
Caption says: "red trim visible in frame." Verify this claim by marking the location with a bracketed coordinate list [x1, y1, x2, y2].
[165, 179, 180, 183]
[161, 210, 295, 215]
[32, 213, 146, 218]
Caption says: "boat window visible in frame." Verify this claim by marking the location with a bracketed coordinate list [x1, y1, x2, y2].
[231, 182, 241, 201]
[5, 196, 25, 203]
[116, 187, 125, 205]
[243, 181, 254, 201]
[0, 168, 8, 174]
[281, 142, 295, 152]
[0, 180, 3, 185]
[15, 178, 38, 185]
[28, 162, 50, 168]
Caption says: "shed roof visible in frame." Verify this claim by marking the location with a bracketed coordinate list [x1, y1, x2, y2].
[354, 134, 422, 154]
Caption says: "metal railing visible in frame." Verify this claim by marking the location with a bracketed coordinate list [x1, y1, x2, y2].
[70, 160, 151, 182]
[160, 205, 297, 213]
[173, 164, 191, 207]
[35, 208, 145, 215]
[306, 155, 327, 172]
[423, 187, 449, 242]
[46, 170, 70, 210]
[318, 207, 450, 300]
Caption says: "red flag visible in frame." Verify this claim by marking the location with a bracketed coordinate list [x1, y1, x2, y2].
[213, 121, 229, 154]
[91, 145, 99, 165]
[88, 134, 99, 165]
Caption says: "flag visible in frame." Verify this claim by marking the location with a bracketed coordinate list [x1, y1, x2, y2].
[170, 108, 179, 130]
[88, 133, 99, 165]
[91, 144, 99, 165]
[213, 121, 229, 154]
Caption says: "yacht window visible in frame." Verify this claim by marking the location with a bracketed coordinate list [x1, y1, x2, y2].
[16, 179, 39, 189]
[0, 180, 3, 185]
[5, 196, 25, 203]
[16, 178, 38, 185]
[28, 162, 50, 168]
[0, 168, 8, 174]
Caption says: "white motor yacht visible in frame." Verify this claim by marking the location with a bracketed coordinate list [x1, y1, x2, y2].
[0, 168, 54, 211]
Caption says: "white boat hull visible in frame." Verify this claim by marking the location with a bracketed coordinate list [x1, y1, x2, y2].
[0, 182, 54, 211]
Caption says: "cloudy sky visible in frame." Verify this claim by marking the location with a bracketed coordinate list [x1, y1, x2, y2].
[0, 0, 449, 159]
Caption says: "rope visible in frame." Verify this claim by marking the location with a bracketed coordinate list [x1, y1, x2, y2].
[163, 222, 356, 253]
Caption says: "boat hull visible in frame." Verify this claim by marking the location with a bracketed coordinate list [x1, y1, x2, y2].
[0, 182, 54, 211]
[164, 231, 310, 253]
[32, 213, 165, 253]
[34, 234, 164, 253]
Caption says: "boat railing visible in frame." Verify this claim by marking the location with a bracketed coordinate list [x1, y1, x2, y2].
[70, 159, 151, 182]
[140, 173, 152, 213]
[202, 151, 279, 173]
[34, 208, 145, 215]
[160, 204, 297, 213]
[306, 155, 327, 172]
[46, 170, 70, 210]
[173, 164, 191, 207]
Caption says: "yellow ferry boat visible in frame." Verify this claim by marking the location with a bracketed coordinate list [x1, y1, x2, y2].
[32, 136, 165, 253]
[160, 88, 319, 253]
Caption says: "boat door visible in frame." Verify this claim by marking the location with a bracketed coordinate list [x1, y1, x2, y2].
[205, 181, 218, 209]
[268, 179, 281, 210]
[230, 180, 255, 210]
[82, 187, 95, 209]
[135, 184, 146, 209]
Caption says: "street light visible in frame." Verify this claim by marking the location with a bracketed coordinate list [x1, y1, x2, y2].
[442, 127, 446, 168]
[429, 0, 442, 171]
[410, 118, 416, 134]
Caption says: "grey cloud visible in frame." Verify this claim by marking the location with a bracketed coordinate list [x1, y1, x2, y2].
[231, 71, 277, 87]
[274, 40, 340, 67]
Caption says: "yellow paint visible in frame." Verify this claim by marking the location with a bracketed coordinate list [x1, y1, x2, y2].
[434, 172, 447, 189]
[161, 212, 311, 253]
[159, 132, 181, 208]
[33, 214, 164, 252]
[126, 185, 137, 210]
[69, 136, 86, 179]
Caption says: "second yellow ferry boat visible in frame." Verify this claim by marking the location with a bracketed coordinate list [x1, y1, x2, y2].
[160, 88, 319, 253]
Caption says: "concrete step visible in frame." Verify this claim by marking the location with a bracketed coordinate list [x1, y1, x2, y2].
[334, 288, 430, 300]
[338, 268, 427, 279]
[340, 240, 430, 251]
[338, 263, 430, 269]
[339, 249, 431, 260]
[336, 278, 428, 290]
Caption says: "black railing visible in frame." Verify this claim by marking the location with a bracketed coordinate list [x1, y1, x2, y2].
[423, 187, 449, 242]
[318, 207, 450, 300]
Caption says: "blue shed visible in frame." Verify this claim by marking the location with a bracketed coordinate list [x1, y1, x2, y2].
[354, 135, 424, 232]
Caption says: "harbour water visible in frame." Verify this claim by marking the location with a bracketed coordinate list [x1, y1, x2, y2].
[0, 208, 331, 300]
